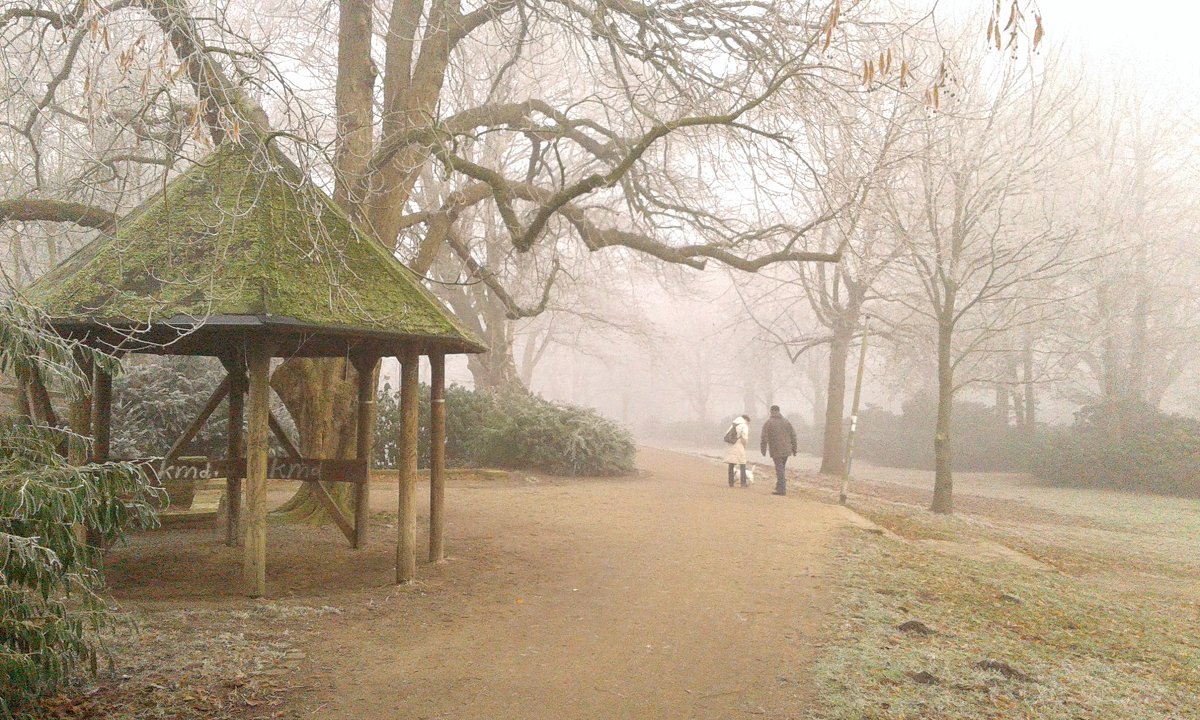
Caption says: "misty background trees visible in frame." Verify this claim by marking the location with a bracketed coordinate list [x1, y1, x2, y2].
[495, 28, 1200, 509]
[2, 0, 1199, 514]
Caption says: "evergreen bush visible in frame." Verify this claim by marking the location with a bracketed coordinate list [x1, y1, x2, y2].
[374, 385, 635, 476]
[111, 357, 227, 458]
[1032, 401, 1200, 496]
[1, 423, 160, 717]
[854, 392, 1033, 472]
[0, 304, 159, 717]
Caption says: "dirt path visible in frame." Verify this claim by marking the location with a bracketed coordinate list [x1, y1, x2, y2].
[292, 448, 848, 720]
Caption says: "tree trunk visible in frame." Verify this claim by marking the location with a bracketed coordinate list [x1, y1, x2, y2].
[518, 330, 543, 388]
[806, 356, 827, 430]
[266, 0, 377, 526]
[994, 382, 1009, 425]
[931, 321, 954, 515]
[468, 334, 523, 393]
[333, 0, 374, 211]
[819, 326, 851, 475]
[1097, 284, 1121, 405]
[67, 351, 94, 465]
[270, 358, 360, 523]
[1021, 331, 1036, 433]
[443, 274, 527, 394]
[1128, 244, 1151, 407]
[742, 371, 757, 418]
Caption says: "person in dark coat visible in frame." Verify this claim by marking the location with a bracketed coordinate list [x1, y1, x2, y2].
[760, 405, 798, 496]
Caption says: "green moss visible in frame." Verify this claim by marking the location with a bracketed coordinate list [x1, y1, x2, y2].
[27, 143, 481, 347]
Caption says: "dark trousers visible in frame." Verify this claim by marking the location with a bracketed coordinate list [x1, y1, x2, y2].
[772, 456, 788, 492]
[727, 463, 747, 486]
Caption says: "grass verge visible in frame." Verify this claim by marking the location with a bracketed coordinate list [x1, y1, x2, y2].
[807, 523, 1200, 719]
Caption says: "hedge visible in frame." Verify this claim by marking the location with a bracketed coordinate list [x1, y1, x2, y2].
[854, 393, 1033, 472]
[374, 385, 635, 477]
[1032, 402, 1200, 497]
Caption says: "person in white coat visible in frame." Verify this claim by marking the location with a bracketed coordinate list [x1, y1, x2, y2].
[724, 414, 751, 487]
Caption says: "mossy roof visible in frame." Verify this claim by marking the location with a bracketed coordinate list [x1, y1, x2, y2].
[27, 142, 484, 355]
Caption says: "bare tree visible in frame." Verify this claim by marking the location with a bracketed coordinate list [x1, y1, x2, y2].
[0, 0, 941, 520]
[738, 91, 910, 474]
[883, 43, 1085, 513]
[1058, 89, 1200, 421]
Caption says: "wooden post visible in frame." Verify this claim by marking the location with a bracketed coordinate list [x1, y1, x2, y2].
[429, 352, 446, 563]
[91, 363, 112, 463]
[68, 350, 94, 466]
[68, 351, 94, 545]
[352, 355, 377, 549]
[243, 344, 272, 598]
[397, 350, 419, 584]
[225, 362, 245, 547]
[87, 361, 113, 548]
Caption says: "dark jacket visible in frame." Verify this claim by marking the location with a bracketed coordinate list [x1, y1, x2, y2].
[761, 411, 798, 458]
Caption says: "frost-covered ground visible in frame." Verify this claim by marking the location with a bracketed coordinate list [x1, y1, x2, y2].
[791, 461, 1200, 720]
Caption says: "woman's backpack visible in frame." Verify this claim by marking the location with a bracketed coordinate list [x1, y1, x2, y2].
[723, 424, 738, 444]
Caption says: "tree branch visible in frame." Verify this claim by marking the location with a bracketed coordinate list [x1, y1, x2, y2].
[0, 199, 118, 232]
[443, 229, 561, 320]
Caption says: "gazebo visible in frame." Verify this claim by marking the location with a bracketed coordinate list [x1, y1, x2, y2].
[26, 141, 486, 597]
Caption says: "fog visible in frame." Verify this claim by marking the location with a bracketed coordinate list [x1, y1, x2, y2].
[4, 0, 1199, 493]
[463, 1, 1200, 470]
[6, 2, 1200, 713]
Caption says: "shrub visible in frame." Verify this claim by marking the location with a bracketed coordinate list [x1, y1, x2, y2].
[0, 303, 160, 717]
[111, 356, 227, 458]
[374, 385, 635, 476]
[475, 391, 636, 476]
[854, 392, 1032, 472]
[1032, 401, 1200, 496]
[1, 423, 160, 717]
[111, 356, 298, 461]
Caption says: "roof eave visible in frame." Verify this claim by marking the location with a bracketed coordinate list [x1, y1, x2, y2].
[45, 313, 488, 356]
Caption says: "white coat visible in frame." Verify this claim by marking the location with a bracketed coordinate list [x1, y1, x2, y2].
[723, 416, 750, 465]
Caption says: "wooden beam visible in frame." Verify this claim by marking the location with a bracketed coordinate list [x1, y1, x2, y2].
[429, 353, 446, 563]
[352, 354, 378, 549]
[268, 410, 302, 459]
[262, 405, 355, 545]
[222, 358, 245, 547]
[68, 350, 94, 545]
[162, 376, 230, 466]
[243, 344, 272, 598]
[307, 479, 356, 545]
[397, 351, 419, 584]
[127, 457, 367, 484]
[86, 360, 114, 546]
